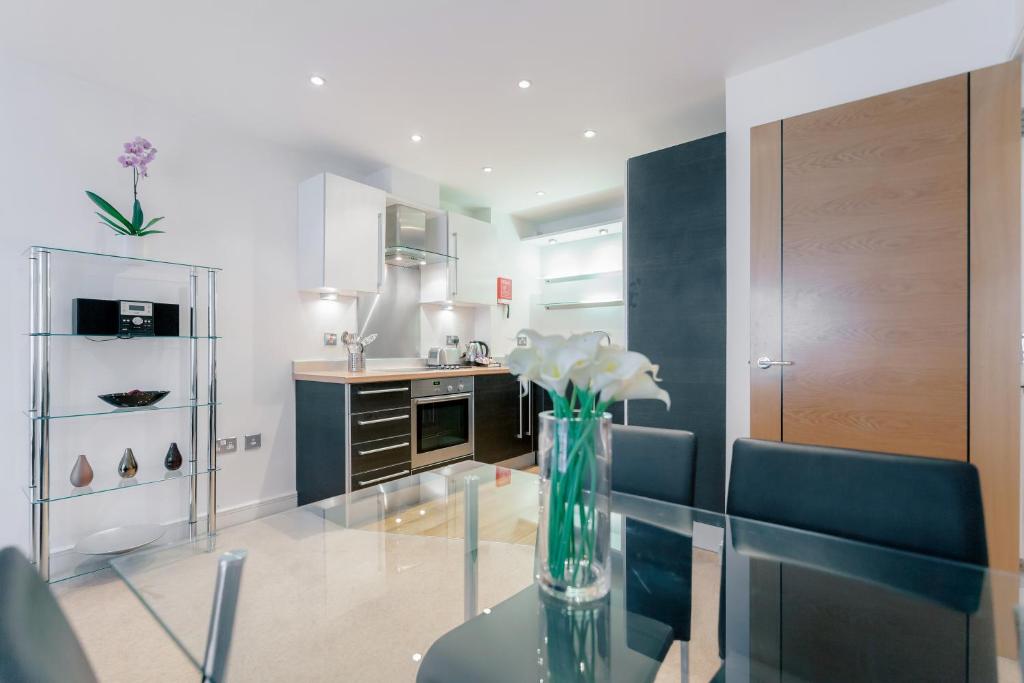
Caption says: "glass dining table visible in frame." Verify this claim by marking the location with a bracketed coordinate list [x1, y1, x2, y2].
[111, 463, 1024, 682]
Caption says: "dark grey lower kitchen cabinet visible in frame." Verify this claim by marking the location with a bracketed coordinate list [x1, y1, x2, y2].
[295, 380, 347, 506]
[474, 373, 532, 465]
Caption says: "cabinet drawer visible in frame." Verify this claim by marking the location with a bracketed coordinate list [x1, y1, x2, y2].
[351, 381, 411, 413]
[351, 407, 411, 444]
[351, 461, 413, 491]
[351, 434, 411, 476]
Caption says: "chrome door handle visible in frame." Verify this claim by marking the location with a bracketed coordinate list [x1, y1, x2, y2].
[526, 385, 532, 437]
[357, 469, 410, 486]
[357, 441, 410, 456]
[377, 212, 384, 291]
[516, 381, 523, 439]
[756, 356, 794, 370]
[357, 414, 410, 425]
[357, 387, 409, 395]
[451, 232, 459, 297]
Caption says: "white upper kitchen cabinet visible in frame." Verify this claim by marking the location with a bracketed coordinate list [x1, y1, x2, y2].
[420, 211, 496, 306]
[298, 173, 386, 295]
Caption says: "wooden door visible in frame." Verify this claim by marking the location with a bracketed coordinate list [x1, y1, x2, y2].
[750, 61, 1020, 569]
[784, 75, 969, 459]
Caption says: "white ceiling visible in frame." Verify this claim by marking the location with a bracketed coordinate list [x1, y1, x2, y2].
[2, 0, 945, 213]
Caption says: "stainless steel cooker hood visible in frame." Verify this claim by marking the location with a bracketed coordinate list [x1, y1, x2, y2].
[384, 204, 453, 268]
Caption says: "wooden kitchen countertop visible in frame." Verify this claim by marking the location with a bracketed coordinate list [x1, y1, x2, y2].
[292, 362, 511, 384]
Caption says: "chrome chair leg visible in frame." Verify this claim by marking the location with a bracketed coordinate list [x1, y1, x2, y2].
[202, 550, 247, 683]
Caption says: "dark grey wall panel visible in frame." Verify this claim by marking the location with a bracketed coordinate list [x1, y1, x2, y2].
[626, 133, 727, 511]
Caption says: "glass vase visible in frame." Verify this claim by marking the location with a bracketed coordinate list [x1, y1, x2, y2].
[536, 410, 612, 603]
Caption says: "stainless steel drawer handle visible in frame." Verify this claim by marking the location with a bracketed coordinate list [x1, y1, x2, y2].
[357, 414, 410, 426]
[356, 441, 410, 456]
[357, 387, 410, 395]
[756, 356, 794, 370]
[358, 469, 410, 486]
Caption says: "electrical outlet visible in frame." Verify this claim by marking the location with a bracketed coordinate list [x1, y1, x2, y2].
[216, 437, 238, 454]
[244, 433, 262, 450]
[323, 332, 338, 346]
[516, 334, 528, 347]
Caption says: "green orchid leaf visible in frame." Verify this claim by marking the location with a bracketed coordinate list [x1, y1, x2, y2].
[137, 229, 165, 235]
[85, 191, 133, 230]
[144, 216, 165, 229]
[132, 199, 143, 230]
[96, 213, 131, 235]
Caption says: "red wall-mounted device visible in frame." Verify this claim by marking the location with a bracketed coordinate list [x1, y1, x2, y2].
[496, 276, 512, 302]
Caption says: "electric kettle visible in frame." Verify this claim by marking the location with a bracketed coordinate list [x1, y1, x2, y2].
[465, 340, 490, 365]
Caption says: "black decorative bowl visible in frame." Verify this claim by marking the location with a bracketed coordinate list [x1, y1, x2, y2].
[98, 390, 170, 408]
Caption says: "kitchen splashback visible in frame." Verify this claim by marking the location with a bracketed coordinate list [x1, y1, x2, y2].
[357, 264, 420, 358]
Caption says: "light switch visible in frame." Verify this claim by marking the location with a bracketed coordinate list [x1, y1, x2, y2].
[324, 332, 338, 346]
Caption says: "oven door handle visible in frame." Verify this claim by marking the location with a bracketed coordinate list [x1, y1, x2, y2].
[412, 392, 473, 405]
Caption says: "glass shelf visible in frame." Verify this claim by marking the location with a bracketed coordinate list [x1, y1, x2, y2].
[26, 245, 221, 271]
[540, 300, 625, 310]
[26, 333, 221, 339]
[48, 520, 205, 584]
[25, 465, 219, 504]
[385, 245, 457, 268]
[541, 269, 623, 284]
[26, 401, 219, 421]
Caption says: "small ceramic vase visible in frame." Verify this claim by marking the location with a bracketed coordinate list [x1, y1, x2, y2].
[164, 442, 183, 471]
[118, 448, 139, 478]
[69, 454, 94, 487]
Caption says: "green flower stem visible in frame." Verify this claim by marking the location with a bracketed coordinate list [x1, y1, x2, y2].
[545, 396, 598, 583]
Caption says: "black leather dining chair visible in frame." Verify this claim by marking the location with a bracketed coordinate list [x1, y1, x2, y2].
[611, 424, 697, 507]
[718, 438, 990, 682]
[612, 425, 698, 680]
[0, 545, 248, 683]
[0, 546, 98, 683]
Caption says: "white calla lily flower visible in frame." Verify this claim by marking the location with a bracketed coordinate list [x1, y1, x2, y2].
[600, 369, 670, 409]
[507, 329, 669, 411]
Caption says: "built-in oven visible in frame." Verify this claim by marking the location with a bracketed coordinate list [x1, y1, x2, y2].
[410, 376, 474, 470]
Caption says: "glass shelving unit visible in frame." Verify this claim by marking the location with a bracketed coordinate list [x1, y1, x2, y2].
[26, 246, 221, 582]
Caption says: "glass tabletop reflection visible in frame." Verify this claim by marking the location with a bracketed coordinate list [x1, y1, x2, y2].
[111, 464, 1024, 683]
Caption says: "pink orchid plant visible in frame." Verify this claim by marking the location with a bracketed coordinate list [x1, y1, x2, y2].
[86, 136, 165, 236]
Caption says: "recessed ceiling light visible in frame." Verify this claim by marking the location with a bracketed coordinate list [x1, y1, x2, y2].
[518, 79, 532, 89]
[482, 166, 493, 173]
[583, 129, 597, 138]
[410, 133, 423, 143]
[309, 75, 326, 87]
[412, 654, 422, 663]
[598, 228, 608, 235]
[548, 238, 557, 245]
[536, 191, 545, 197]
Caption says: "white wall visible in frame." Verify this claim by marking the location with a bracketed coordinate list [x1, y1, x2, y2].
[724, 0, 1023, 489]
[0, 54, 375, 552]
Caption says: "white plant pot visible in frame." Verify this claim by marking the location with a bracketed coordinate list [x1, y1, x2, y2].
[100, 229, 147, 259]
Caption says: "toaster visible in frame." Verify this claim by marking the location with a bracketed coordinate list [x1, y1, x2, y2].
[440, 346, 462, 365]
[427, 346, 462, 367]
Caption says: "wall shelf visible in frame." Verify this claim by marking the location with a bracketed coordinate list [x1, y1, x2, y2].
[541, 269, 622, 284]
[540, 300, 624, 310]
